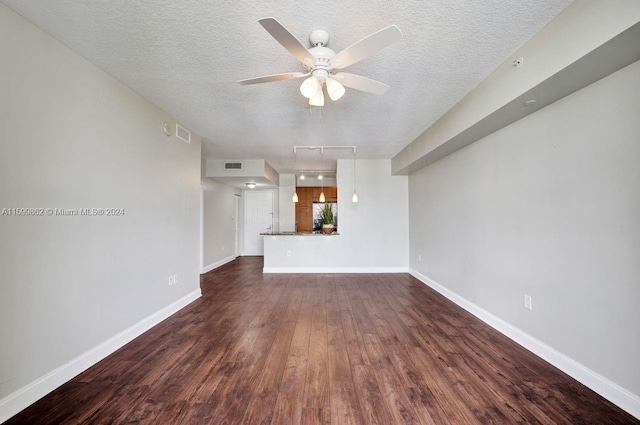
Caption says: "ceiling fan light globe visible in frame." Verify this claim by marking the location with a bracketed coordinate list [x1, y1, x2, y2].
[300, 76, 319, 98]
[309, 89, 325, 106]
[326, 78, 345, 101]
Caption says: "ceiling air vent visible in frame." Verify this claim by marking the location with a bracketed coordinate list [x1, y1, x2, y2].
[224, 162, 243, 170]
[175, 124, 191, 144]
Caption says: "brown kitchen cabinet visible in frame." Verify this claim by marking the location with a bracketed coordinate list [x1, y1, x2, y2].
[295, 186, 337, 231]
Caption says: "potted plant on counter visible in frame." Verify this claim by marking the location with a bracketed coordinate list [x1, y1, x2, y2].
[320, 203, 335, 234]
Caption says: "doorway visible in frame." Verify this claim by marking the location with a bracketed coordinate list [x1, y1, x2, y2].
[243, 191, 273, 255]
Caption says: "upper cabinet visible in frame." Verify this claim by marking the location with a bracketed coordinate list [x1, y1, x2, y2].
[312, 186, 337, 202]
[295, 186, 338, 232]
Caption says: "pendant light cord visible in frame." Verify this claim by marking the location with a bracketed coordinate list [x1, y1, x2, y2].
[354, 150, 357, 191]
[352, 147, 359, 203]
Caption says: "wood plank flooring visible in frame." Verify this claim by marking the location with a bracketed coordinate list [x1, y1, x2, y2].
[6, 257, 638, 424]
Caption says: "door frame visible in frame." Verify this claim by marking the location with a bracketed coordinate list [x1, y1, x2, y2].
[234, 194, 240, 257]
[199, 183, 204, 272]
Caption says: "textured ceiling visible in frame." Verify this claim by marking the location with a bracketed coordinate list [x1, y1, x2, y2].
[2, 0, 573, 173]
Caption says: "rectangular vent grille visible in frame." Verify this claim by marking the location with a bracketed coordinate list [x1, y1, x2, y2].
[175, 124, 191, 144]
[224, 162, 243, 170]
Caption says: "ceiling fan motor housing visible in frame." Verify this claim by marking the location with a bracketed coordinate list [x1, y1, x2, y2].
[309, 29, 329, 47]
[311, 68, 329, 84]
[304, 45, 335, 72]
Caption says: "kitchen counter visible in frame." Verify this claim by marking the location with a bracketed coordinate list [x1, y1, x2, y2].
[260, 231, 339, 236]
[261, 230, 406, 273]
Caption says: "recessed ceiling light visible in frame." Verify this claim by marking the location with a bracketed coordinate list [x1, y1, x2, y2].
[245, 183, 256, 189]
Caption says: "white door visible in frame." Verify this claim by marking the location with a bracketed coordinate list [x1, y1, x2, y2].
[244, 191, 273, 255]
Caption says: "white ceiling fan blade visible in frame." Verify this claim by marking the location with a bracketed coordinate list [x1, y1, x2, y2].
[333, 73, 390, 95]
[259, 18, 315, 64]
[236, 72, 309, 85]
[330, 25, 402, 70]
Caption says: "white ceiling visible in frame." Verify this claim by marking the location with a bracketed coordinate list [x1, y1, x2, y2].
[2, 0, 573, 174]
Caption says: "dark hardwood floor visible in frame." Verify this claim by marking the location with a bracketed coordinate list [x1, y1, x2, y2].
[6, 257, 638, 424]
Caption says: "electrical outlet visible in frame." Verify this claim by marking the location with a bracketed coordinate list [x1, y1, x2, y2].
[286, 251, 292, 257]
[168, 275, 174, 286]
[524, 294, 533, 310]
[418, 254, 422, 262]
[174, 274, 178, 285]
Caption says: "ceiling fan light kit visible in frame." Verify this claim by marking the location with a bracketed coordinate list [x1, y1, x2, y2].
[309, 89, 325, 107]
[300, 75, 320, 98]
[237, 18, 402, 107]
[326, 78, 345, 101]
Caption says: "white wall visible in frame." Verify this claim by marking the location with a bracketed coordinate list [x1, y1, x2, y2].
[297, 177, 338, 187]
[392, 0, 640, 175]
[264, 160, 409, 272]
[409, 60, 640, 408]
[202, 172, 241, 271]
[0, 5, 201, 419]
[278, 174, 296, 232]
[205, 158, 279, 186]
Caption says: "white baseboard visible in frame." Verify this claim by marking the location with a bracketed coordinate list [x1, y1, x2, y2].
[201, 255, 237, 274]
[0, 289, 202, 424]
[409, 269, 640, 420]
[263, 266, 409, 274]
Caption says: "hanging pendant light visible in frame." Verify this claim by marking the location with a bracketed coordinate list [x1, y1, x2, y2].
[292, 174, 299, 203]
[292, 151, 299, 202]
[319, 149, 325, 202]
[352, 147, 359, 202]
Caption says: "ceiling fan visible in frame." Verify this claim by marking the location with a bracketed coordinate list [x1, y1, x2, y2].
[237, 18, 402, 106]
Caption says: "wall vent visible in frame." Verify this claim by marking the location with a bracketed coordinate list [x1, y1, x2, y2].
[224, 162, 243, 170]
[175, 124, 191, 144]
